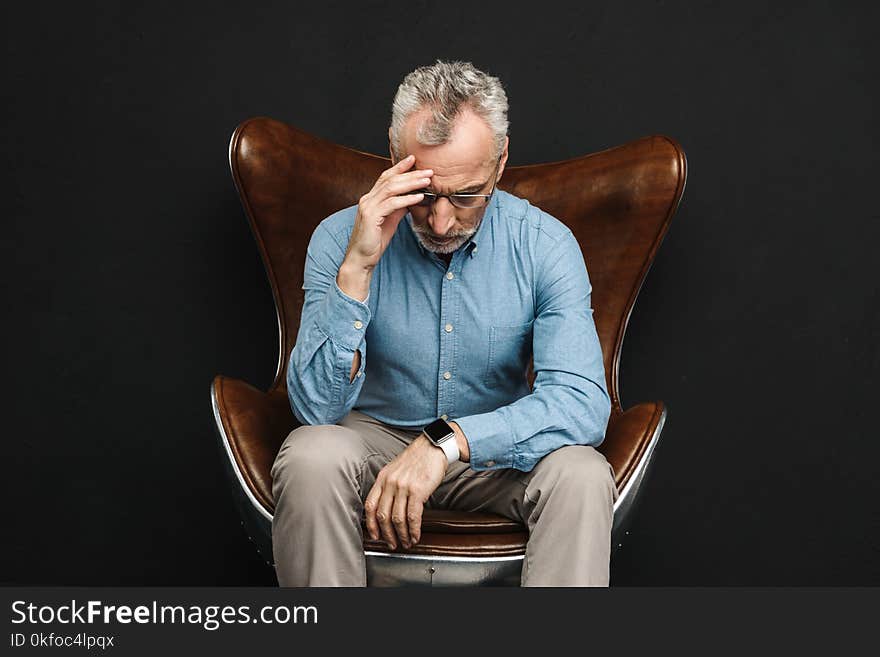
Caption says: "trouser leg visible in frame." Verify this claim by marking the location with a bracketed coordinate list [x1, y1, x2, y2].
[432, 445, 618, 586]
[270, 411, 418, 586]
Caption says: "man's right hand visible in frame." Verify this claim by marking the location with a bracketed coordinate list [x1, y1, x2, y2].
[337, 155, 432, 301]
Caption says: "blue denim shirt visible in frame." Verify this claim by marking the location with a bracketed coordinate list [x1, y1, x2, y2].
[287, 189, 611, 472]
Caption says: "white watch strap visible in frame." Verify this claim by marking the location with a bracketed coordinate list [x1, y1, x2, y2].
[438, 435, 460, 465]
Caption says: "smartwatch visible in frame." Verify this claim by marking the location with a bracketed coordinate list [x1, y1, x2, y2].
[422, 418, 460, 465]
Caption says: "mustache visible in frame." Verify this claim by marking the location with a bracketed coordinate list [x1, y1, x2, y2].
[410, 224, 476, 239]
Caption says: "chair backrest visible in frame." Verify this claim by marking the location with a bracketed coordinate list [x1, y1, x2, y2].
[229, 116, 686, 412]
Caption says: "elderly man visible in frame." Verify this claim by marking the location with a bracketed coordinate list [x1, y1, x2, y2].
[271, 60, 617, 586]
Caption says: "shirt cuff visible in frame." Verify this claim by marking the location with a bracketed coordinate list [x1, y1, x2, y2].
[454, 411, 516, 471]
[315, 280, 371, 351]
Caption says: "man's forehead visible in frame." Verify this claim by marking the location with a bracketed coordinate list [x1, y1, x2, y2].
[401, 107, 496, 176]
[413, 151, 493, 187]
[411, 148, 493, 172]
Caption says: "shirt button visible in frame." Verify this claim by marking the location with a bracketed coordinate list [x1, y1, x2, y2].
[445, 272, 454, 280]
[440, 414, 448, 420]
[356, 371, 363, 378]
[444, 323, 453, 333]
[353, 320, 363, 329]
[484, 460, 495, 467]
[443, 371, 451, 380]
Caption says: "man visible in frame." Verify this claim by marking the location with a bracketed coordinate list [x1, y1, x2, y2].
[271, 60, 617, 586]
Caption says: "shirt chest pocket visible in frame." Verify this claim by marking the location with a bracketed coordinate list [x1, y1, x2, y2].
[484, 322, 534, 388]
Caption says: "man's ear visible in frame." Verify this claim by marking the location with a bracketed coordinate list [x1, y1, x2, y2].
[496, 136, 510, 180]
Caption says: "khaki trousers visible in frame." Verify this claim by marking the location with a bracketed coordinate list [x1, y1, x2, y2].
[271, 410, 618, 587]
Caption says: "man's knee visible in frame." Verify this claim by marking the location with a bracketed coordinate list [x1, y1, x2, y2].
[271, 424, 367, 502]
[530, 445, 618, 504]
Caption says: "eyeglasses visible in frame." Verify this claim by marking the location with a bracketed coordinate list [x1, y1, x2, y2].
[414, 157, 502, 209]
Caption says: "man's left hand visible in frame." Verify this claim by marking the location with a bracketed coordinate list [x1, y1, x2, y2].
[364, 435, 447, 550]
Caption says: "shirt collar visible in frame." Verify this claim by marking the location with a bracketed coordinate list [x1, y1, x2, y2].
[405, 190, 498, 259]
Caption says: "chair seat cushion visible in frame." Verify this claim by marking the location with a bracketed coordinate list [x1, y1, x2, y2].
[419, 510, 524, 534]
[361, 510, 527, 558]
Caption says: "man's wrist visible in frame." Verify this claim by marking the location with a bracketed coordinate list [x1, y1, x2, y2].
[422, 419, 466, 465]
[448, 421, 470, 463]
[336, 259, 373, 302]
[418, 434, 452, 467]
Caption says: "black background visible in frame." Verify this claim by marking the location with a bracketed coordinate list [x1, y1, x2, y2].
[3, 1, 877, 585]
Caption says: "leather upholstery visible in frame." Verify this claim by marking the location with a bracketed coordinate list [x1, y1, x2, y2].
[214, 116, 686, 558]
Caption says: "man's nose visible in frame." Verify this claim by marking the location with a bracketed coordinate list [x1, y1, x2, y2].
[428, 198, 456, 236]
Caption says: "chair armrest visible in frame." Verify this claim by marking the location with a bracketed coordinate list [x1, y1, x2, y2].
[600, 401, 666, 490]
[212, 375, 299, 512]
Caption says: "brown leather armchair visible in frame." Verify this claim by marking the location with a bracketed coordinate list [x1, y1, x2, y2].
[211, 116, 687, 585]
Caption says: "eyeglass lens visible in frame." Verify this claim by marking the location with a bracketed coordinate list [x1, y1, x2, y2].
[415, 194, 488, 209]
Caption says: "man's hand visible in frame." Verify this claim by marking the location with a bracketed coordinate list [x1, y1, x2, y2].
[364, 435, 447, 550]
[337, 155, 432, 301]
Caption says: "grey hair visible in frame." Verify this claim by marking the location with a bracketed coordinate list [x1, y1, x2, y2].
[389, 60, 509, 163]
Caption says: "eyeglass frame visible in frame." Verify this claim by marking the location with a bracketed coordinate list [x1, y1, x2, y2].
[414, 155, 503, 209]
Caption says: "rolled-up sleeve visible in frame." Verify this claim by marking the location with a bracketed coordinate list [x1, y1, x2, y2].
[455, 231, 611, 472]
[287, 221, 370, 425]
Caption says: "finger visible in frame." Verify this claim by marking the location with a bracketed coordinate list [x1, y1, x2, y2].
[378, 164, 432, 190]
[382, 174, 432, 197]
[376, 487, 397, 549]
[390, 167, 434, 180]
[388, 168, 434, 182]
[392, 492, 411, 548]
[361, 173, 428, 217]
[407, 496, 424, 545]
[364, 483, 382, 541]
[378, 193, 424, 216]
[383, 153, 416, 177]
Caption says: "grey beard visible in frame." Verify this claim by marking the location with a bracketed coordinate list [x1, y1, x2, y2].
[411, 221, 479, 254]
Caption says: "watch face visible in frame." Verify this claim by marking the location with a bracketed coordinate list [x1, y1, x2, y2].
[424, 418, 453, 443]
